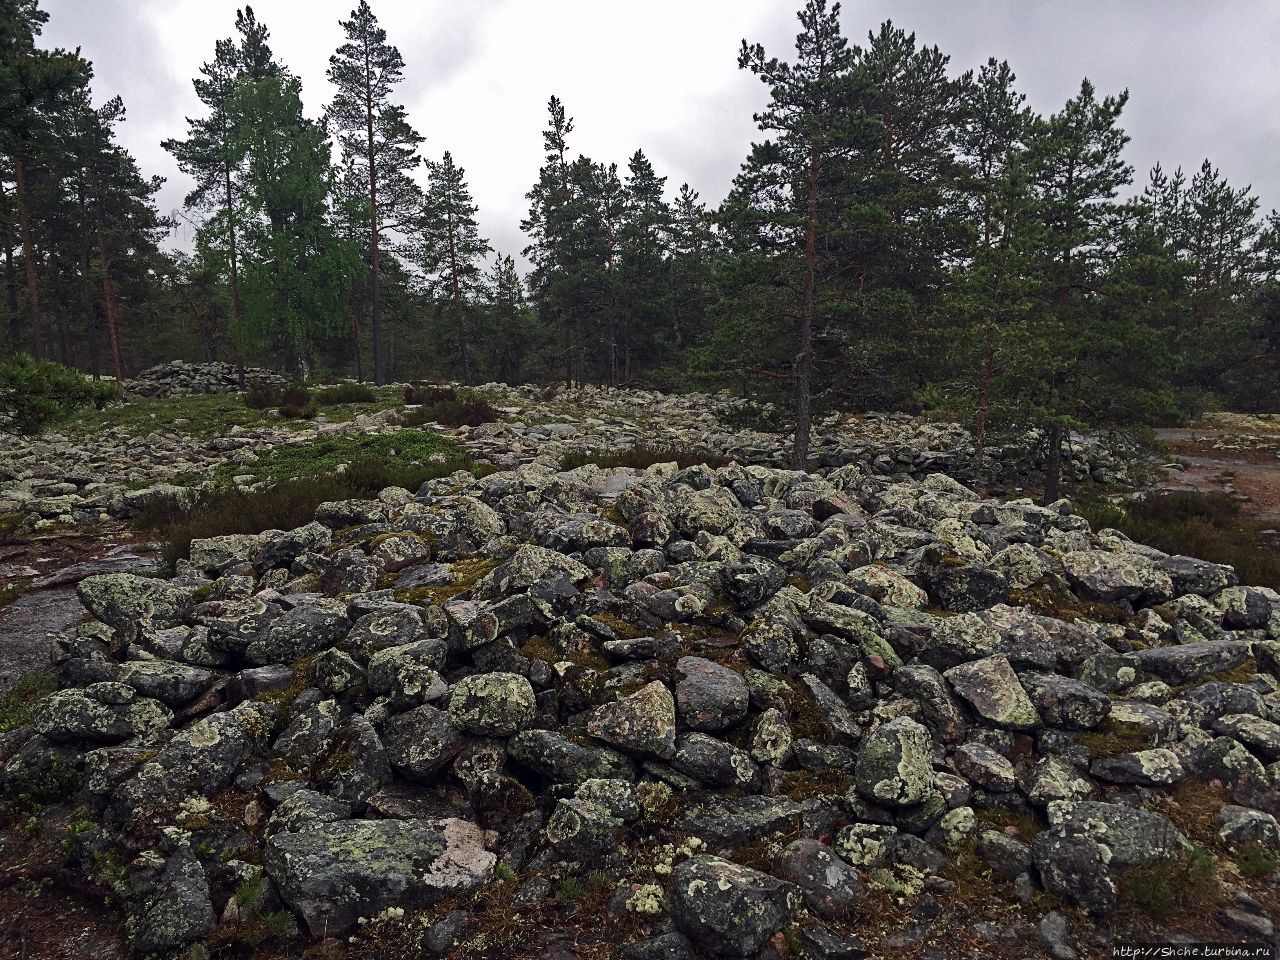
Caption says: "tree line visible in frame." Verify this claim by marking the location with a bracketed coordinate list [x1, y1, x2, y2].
[2, 0, 1278, 477]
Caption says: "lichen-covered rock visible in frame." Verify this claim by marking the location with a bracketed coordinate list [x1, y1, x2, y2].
[77, 573, 191, 643]
[666, 855, 800, 957]
[381, 705, 465, 782]
[846, 564, 928, 609]
[952, 742, 1016, 792]
[32, 682, 172, 743]
[944, 656, 1040, 731]
[854, 716, 935, 807]
[447, 672, 536, 736]
[367, 640, 448, 708]
[1031, 832, 1117, 915]
[775, 838, 866, 919]
[1020, 672, 1110, 730]
[1061, 549, 1173, 604]
[674, 656, 749, 732]
[674, 733, 761, 791]
[1218, 805, 1280, 850]
[131, 847, 216, 953]
[109, 701, 272, 831]
[1090, 748, 1185, 787]
[1213, 713, 1280, 761]
[1047, 800, 1188, 869]
[264, 818, 495, 936]
[1135, 641, 1250, 685]
[115, 659, 213, 706]
[587, 680, 677, 759]
[245, 598, 352, 666]
[507, 729, 635, 784]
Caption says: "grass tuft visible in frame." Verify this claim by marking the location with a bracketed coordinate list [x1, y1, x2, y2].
[0, 669, 57, 734]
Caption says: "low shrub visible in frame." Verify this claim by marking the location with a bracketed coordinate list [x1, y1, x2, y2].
[404, 382, 457, 405]
[560, 443, 731, 471]
[1120, 845, 1219, 920]
[277, 383, 314, 419]
[1076, 490, 1280, 590]
[0, 669, 56, 734]
[0, 354, 117, 435]
[141, 431, 481, 565]
[316, 382, 376, 405]
[401, 393, 498, 428]
[243, 382, 280, 409]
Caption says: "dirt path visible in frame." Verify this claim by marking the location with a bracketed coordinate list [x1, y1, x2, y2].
[1157, 427, 1280, 524]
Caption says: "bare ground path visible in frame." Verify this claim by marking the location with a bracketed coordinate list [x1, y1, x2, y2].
[1156, 426, 1280, 525]
[0, 530, 158, 695]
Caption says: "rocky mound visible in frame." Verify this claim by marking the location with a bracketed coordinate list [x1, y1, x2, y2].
[472, 382, 1138, 487]
[122, 361, 285, 398]
[0, 379, 1136, 536]
[4, 459, 1274, 957]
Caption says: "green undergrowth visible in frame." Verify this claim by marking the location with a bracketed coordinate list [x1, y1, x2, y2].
[63, 392, 286, 440]
[1076, 490, 1280, 590]
[209, 430, 470, 487]
[560, 442, 732, 471]
[0, 669, 57, 734]
[1119, 845, 1220, 921]
[134, 432, 481, 567]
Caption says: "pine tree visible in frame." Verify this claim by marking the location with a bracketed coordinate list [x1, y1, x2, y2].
[618, 149, 672, 382]
[415, 151, 491, 383]
[668, 183, 715, 351]
[484, 253, 535, 384]
[0, 0, 87, 357]
[162, 6, 281, 369]
[523, 95, 584, 384]
[950, 58, 1035, 450]
[735, 0, 865, 465]
[326, 0, 423, 384]
[232, 71, 357, 377]
[1011, 79, 1156, 502]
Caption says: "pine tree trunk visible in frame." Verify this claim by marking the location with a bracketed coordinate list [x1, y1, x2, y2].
[3, 182, 21, 352]
[222, 162, 245, 387]
[13, 156, 44, 358]
[793, 149, 819, 470]
[92, 202, 125, 393]
[4, 232, 18, 352]
[351, 290, 364, 382]
[445, 207, 470, 385]
[1042, 423, 1063, 506]
[365, 50, 383, 385]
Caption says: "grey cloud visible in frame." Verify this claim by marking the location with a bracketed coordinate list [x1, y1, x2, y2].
[40, 0, 1280, 268]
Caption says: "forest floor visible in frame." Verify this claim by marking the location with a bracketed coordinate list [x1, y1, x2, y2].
[1157, 414, 1280, 526]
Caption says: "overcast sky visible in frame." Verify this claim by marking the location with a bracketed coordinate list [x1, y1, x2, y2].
[39, 0, 1280, 267]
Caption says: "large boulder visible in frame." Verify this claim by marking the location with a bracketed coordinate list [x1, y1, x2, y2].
[854, 716, 935, 807]
[666, 855, 800, 957]
[447, 672, 536, 736]
[944, 655, 1040, 731]
[131, 848, 216, 953]
[1061, 550, 1173, 605]
[587, 680, 677, 759]
[675, 657, 749, 732]
[264, 818, 495, 936]
[32, 683, 172, 743]
[77, 573, 190, 643]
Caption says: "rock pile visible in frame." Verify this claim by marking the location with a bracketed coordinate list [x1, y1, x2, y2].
[3, 455, 1279, 957]
[0, 370, 1138, 535]
[122, 361, 285, 399]
[468, 382, 1137, 487]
